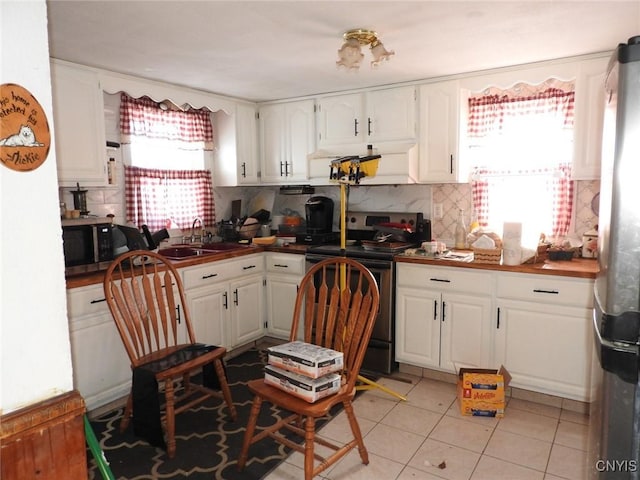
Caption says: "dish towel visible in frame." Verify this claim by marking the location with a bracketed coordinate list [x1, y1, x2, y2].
[131, 344, 225, 450]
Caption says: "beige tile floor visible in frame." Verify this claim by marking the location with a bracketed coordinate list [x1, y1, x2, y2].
[262, 375, 590, 480]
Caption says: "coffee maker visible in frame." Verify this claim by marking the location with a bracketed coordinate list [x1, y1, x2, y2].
[296, 196, 339, 244]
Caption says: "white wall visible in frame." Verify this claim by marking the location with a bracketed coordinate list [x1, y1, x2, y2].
[1, 0, 74, 413]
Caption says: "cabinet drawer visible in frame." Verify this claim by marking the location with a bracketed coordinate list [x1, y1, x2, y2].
[396, 264, 492, 295]
[496, 273, 593, 308]
[265, 253, 305, 275]
[183, 262, 232, 289]
[67, 284, 110, 318]
[226, 254, 264, 277]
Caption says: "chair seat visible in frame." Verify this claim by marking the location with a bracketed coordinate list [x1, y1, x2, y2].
[136, 344, 226, 381]
[246, 378, 355, 418]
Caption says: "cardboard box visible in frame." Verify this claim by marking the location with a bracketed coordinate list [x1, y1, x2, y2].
[267, 341, 343, 379]
[264, 365, 341, 403]
[457, 367, 511, 417]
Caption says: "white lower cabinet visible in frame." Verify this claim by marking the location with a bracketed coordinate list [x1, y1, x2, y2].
[67, 284, 132, 411]
[395, 264, 493, 372]
[182, 253, 265, 349]
[493, 272, 594, 401]
[395, 262, 595, 401]
[264, 252, 306, 339]
[186, 282, 228, 347]
[228, 274, 265, 347]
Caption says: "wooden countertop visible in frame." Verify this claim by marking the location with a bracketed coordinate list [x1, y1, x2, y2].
[66, 243, 597, 289]
[65, 243, 311, 289]
[395, 253, 598, 279]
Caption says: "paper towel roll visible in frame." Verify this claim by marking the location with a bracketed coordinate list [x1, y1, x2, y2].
[502, 222, 522, 266]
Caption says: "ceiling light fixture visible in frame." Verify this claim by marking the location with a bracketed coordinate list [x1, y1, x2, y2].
[336, 29, 395, 71]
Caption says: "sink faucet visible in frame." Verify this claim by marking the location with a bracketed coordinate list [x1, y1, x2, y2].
[191, 217, 203, 243]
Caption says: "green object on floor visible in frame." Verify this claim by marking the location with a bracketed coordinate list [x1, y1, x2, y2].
[84, 414, 115, 480]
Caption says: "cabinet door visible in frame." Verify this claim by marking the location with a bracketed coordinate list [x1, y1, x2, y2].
[494, 299, 593, 401]
[229, 275, 265, 348]
[51, 61, 108, 186]
[68, 312, 131, 411]
[236, 103, 260, 184]
[418, 81, 461, 183]
[265, 275, 298, 339]
[439, 292, 493, 373]
[259, 103, 287, 182]
[395, 286, 441, 368]
[286, 100, 314, 182]
[186, 283, 228, 348]
[367, 86, 416, 143]
[317, 93, 364, 147]
[572, 57, 608, 180]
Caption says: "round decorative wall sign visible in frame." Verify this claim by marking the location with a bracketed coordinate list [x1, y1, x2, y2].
[0, 83, 51, 172]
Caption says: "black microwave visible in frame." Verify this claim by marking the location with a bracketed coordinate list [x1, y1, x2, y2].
[62, 218, 114, 276]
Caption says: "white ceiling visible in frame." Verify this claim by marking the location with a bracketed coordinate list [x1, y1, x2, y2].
[46, 1, 640, 103]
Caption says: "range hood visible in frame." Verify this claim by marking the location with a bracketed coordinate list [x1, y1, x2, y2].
[307, 142, 419, 186]
[279, 185, 315, 195]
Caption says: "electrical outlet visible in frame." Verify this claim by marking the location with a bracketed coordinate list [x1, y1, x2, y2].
[433, 203, 443, 219]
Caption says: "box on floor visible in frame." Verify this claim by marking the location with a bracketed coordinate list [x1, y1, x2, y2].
[457, 367, 511, 417]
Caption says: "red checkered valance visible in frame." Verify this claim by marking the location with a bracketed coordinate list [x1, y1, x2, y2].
[468, 87, 574, 139]
[120, 93, 214, 150]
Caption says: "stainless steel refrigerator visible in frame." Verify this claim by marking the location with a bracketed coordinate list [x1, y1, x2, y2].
[589, 35, 640, 480]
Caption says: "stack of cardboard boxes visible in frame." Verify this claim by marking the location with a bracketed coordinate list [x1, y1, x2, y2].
[264, 341, 344, 403]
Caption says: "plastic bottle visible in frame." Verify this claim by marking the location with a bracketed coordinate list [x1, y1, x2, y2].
[469, 210, 480, 233]
[454, 209, 467, 249]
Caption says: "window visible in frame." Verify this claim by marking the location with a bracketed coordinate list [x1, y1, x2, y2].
[466, 80, 575, 241]
[120, 94, 216, 231]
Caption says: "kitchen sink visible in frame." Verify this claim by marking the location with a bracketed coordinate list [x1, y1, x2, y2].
[158, 243, 251, 260]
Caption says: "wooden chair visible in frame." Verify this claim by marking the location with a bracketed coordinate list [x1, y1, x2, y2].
[237, 257, 380, 479]
[103, 250, 237, 458]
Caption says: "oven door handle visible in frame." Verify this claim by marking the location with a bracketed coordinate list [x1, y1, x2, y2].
[305, 254, 392, 270]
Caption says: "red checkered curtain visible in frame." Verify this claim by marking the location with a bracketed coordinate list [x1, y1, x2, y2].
[468, 82, 575, 238]
[124, 166, 215, 231]
[120, 93, 215, 230]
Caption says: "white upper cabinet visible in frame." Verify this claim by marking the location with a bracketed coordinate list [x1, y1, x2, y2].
[418, 80, 462, 183]
[572, 56, 608, 180]
[367, 87, 417, 143]
[51, 60, 108, 186]
[259, 99, 314, 183]
[213, 102, 260, 186]
[316, 86, 416, 149]
[316, 93, 364, 146]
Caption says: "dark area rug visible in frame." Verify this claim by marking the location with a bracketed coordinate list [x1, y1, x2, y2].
[87, 348, 341, 480]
